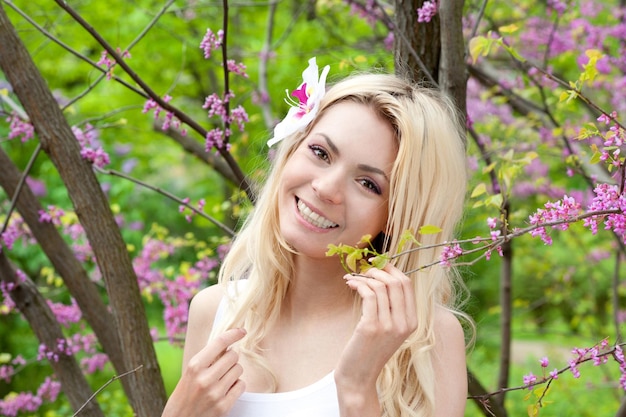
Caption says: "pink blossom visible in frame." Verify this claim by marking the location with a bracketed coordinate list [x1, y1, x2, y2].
[226, 60, 249, 78]
[36, 377, 61, 402]
[417, 0, 437, 23]
[539, 357, 549, 368]
[440, 242, 463, 267]
[523, 372, 537, 388]
[81, 353, 109, 374]
[200, 28, 224, 59]
[6, 113, 34, 142]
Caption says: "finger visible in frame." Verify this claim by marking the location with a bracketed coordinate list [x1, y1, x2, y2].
[381, 264, 417, 327]
[364, 266, 416, 333]
[201, 328, 247, 365]
[345, 274, 391, 324]
[206, 348, 240, 382]
[215, 355, 245, 397]
[364, 268, 406, 319]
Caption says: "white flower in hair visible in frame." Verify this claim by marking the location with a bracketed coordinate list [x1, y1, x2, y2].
[267, 57, 330, 147]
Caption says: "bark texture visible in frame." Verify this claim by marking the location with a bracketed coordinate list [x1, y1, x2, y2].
[0, 147, 135, 401]
[0, 4, 167, 415]
[0, 252, 104, 416]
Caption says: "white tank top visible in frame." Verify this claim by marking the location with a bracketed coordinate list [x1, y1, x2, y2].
[212, 281, 340, 417]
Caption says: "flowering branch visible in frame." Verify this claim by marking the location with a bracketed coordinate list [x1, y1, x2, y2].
[51, 0, 252, 197]
[93, 166, 235, 237]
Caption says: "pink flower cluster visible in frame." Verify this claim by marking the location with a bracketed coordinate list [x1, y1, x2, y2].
[38, 205, 65, 226]
[523, 339, 626, 394]
[200, 28, 224, 59]
[417, 0, 438, 23]
[6, 112, 34, 142]
[226, 60, 249, 78]
[179, 197, 206, 223]
[142, 95, 186, 134]
[1, 215, 32, 252]
[584, 183, 626, 241]
[132, 234, 221, 343]
[37, 338, 73, 363]
[96, 48, 131, 80]
[346, 0, 382, 27]
[72, 124, 110, 168]
[528, 195, 582, 245]
[0, 376, 61, 416]
[202, 91, 249, 154]
[440, 241, 463, 267]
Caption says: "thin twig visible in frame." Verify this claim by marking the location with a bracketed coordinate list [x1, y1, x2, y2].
[72, 365, 143, 416]
[51, 0, 252, 196]
[0, 143, 41, 236]
[94, 166, 235, 237]
[2, 0, 145, 97]
[62, 0, 177, 110]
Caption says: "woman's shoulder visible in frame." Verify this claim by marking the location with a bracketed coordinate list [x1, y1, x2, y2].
[181, 284, 226, 368]
[190, 283, 225, 319]
[433, 306, 465, 345]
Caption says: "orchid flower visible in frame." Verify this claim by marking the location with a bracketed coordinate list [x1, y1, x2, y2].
[267, 57, 330, 147]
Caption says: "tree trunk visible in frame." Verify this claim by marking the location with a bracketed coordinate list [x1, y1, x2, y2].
[0, 147, 135, 403]
[438, 0, 467, 123]
[393, 0, 440, 84]
[393, 0, 467, 144]
[467, 368, 508, 417]
[0, 4, 167, 415]
[0, 252, 104, 416]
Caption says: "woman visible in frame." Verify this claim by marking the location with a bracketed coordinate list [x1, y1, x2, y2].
[163, 58, 470, 417]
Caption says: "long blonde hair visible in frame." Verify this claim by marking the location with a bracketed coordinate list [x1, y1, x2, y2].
[211, 73, 469, 416]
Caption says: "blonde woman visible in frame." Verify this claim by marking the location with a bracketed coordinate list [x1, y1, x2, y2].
[163, 58, 469, 417]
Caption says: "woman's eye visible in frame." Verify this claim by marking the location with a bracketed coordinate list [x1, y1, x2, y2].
[309, 145, 330, 162]
[359, 179, 382, 195]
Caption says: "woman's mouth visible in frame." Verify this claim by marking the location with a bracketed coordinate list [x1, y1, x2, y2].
[296, 199, 338, 229]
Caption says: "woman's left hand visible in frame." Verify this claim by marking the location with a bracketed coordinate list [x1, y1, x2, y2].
[334, 263, 418, 413]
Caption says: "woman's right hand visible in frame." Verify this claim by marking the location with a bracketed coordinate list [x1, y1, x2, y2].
[161, 328, 247, 417]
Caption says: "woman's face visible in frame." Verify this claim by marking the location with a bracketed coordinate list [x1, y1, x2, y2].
[278, 101, 397, 259]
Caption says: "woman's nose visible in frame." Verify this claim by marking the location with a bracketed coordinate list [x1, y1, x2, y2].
[311, 170, 343, 204]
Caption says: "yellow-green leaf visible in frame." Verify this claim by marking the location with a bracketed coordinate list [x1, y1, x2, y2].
[498, 23, 519, 33]
[471, 183, 487, 198]
[469, 36, 489, 64]
[419, 224, 442, 235]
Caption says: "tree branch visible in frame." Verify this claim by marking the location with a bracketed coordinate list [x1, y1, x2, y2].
[0, 252, 105, 416]
[0, 5, 167, 414]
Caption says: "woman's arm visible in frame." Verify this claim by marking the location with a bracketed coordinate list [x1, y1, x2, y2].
[335, 264, 418, 417]
[432, 309, 467, 417]
[162, 284, 246, 417]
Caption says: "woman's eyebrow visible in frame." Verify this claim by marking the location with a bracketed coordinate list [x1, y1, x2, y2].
[318, 133, 340, 155]
[358, 164, 389, 182]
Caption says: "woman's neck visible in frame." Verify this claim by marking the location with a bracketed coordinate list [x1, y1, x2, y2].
[281, 255, 355, 320]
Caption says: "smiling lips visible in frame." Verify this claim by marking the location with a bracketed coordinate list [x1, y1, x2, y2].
[296, 198, 338, 229]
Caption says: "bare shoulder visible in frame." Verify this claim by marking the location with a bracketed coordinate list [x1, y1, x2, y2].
[433, 306, 465, 343]
[189, 283, 225, 319]
[181, 283, 225, 369]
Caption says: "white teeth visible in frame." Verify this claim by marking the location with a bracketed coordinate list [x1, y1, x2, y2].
[297, 199, 338, 229]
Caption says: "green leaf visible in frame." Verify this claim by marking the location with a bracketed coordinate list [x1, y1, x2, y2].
[471, 183, 487, 198]
[346, 251, 362, 272]
[398, 229, 419, 252]
[419, 224, 442, 235]
[469, 36, 489, 64]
